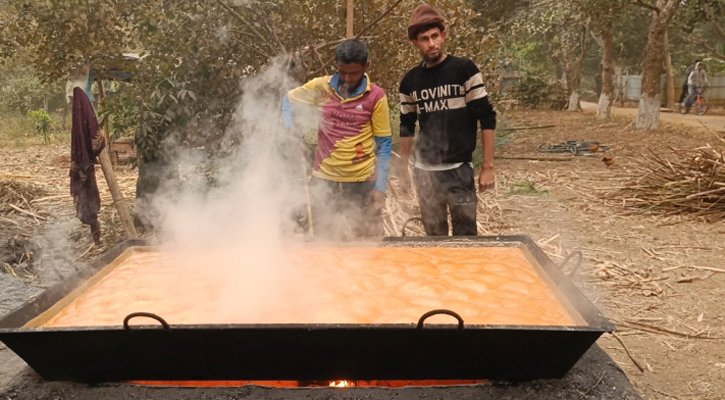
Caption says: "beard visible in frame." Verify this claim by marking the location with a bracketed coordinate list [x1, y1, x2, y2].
[424, 54, 443, 65]
[339, 80, 362, 98]
[421, 47, 444, 65]
[339, 82, 352, 98]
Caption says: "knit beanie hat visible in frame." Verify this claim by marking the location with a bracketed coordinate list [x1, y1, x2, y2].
[408, 4, 446, 41]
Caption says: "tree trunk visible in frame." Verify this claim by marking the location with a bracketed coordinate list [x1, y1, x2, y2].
[564, 25, 590, 112]
[547, 32, 564, 81]
[614, 64, 624, 106]
[635, 1, 680, 130]
[596, 17, 614, 120]
[664, 31, 675, 110]
[553, 56, 564, 81]
[564, 50, 584, 111]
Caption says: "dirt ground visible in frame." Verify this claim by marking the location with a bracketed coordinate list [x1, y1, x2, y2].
[1, 110, 724, 399]
[580, 101, 725, 135]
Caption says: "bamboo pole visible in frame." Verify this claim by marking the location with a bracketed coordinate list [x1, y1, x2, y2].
[301, 155, 314, 237]
[95, 80, 138, 239]
[347, 0, 354, 38]
[97, 81, 112, 151]
[98, 148, 138, 239]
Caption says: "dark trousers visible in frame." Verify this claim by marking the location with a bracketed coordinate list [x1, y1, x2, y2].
[309, 177, 383, 239]
[678, 83, 688, 104]
[413, 164, 477, 236]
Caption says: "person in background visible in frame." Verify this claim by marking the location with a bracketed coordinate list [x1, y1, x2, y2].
[678, 60, 700, 105]
[398, 4, 497, 236]
[283, 40, 391, 238]
[685, 61, 709, 111]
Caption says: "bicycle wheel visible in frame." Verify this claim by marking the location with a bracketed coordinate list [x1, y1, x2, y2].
[696, 97, 708, 115]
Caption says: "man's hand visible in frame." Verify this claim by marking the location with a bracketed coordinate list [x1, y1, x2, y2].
[478, 168, 495, 192]
[368, 189, 387, 212]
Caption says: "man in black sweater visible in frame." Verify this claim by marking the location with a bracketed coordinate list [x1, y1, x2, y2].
[398, 4, 497, 236]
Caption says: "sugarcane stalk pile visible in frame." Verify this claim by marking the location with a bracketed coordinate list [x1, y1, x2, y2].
[615, 146, 725, 219]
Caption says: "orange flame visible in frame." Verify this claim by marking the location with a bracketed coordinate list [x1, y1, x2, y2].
[329, 380, 354, 388]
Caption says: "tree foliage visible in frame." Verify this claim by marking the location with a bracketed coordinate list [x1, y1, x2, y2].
[2, 0, 511, 164]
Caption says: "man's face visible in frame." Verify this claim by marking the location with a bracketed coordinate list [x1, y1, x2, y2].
[337, 61, 369, 97]
[355, 144, 364, 153]
[412, 27, 446, 64]
[697, 64, 703, 71]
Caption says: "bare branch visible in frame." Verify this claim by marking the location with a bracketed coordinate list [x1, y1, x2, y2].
[216, 0, 276, 54]
[231, 36, 272, 60]
[708, 15, 725, 42]
[631, 0, 660, 13]
[353, 0, 405, 40]
[302, 36, 375, 56]
[701, 41, 725, 62]
[244, 4, 285, 52]
[307, 0, 405, 78]
[312, 47, 327, 72]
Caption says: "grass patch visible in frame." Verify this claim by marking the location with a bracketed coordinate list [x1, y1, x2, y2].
[0, 111, 71, 147]
[508, 181, 549, 196]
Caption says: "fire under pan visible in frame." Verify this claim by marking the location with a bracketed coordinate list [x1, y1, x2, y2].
[0, 236, 613, 383]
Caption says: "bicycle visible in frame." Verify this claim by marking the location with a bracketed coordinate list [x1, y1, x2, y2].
[678, 87, 708, 115]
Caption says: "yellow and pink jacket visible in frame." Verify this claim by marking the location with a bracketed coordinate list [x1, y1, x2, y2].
[283, 73, 392, 192]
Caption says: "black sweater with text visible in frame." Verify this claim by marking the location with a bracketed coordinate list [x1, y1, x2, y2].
[399, 55, 497, 164]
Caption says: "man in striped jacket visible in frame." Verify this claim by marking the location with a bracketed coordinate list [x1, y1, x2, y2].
[398, 4, 497, 236]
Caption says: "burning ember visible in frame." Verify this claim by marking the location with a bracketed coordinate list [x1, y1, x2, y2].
[127, 380, 488, 388]
[329, 380, 354, 388]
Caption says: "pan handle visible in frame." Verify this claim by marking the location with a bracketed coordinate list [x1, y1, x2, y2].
[559, 251, 583, 278]
[402, 217, 424, 237]
[123, 312, 170, 331]
[417, 309, 464, 330]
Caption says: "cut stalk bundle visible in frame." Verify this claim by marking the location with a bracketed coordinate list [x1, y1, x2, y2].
[615, 146, 725, 219]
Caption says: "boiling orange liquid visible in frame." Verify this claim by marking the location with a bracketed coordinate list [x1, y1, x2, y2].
[43, 247, 577, 328]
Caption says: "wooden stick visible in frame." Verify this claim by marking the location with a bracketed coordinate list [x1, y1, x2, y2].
[498, 125, 556, 132]
[98, 149, 138, 239]
[610, 332, 645, 373]
[301, 156, 314, 237]
[539, 233, 560, 246]
[98, 80, 112, 157]
[496, 156, 573, 162]
[0, 217, 20, 226]
[8, 204, 46, 221]
[580, 370, 607, 397]
[680, 265, 725, 274]
[30, 195, 67, 204]
[697, 119, 725, 145]
[347, 0, 354, 39]
[621, 320, 718, 339]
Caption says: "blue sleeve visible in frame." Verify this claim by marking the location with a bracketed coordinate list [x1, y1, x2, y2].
[374, 136, 392, 193]
[282, 94, 295, 128]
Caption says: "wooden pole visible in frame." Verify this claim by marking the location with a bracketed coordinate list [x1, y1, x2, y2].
[95, 80, 138, 239]
[301, 156, 314, 237]
[98, 148, 138, 239]
[347, 0, 354, 38]
[97, 81, 112, 150]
